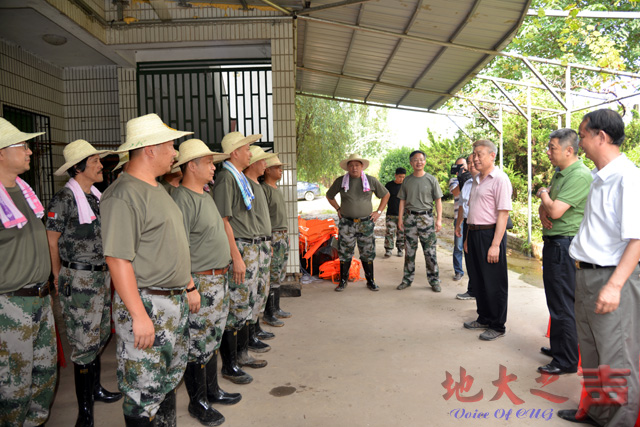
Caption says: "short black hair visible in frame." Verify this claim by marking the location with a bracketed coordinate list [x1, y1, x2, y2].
[549, 128, 578, 154]
[409, 150, 426, 160]
[67, 157, 89, 178]
[582, 109, 625, 146]
[395, 167, 406, 175]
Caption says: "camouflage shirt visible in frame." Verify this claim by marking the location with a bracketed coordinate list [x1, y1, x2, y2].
[46, 187, 104, 265]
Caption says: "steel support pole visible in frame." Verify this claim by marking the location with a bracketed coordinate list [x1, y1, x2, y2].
[527, 86, 532, 246]
[565, 65, 571, 127]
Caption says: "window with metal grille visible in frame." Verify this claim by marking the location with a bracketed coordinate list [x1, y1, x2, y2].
[137, 59, 273, 152]
[2, 106, 54, 205]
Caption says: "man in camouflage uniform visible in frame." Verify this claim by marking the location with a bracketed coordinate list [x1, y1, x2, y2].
[212, 131, 262, 385]
[0, 118, 56, 427]
[397, 150, 443, 292]
[172, 139, 240, 426]
[46, 139, 121, 427]
[327, 153, 390, 292]
[262, 155, 292, 323]
[101, 114, 199, 426]
[384, 167, 406, 258]
[242, 145, 276, 359]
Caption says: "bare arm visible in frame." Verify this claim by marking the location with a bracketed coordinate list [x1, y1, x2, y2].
[398, 199, 405, 230]
[538, 203, 553, 229]
[46, 230, 62, 294]
[537, 187, 571, 219]
[595, 239, 640, 314]
[223, 217, 246, 284]
[370, 193, 391, 222]
[106, 256, 155, 350]
[455, 208, 464, 238]
[434, 198, 442, 232]
[327, 197, 342, 219]
[487, 210, 509, 264]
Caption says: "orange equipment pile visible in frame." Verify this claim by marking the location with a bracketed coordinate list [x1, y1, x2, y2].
[298, 217, 338, 274]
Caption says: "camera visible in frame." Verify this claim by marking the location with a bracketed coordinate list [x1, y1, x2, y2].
[450, 164, 463, 175]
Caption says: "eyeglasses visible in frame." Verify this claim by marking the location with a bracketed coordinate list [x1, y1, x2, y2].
[8, 142, 29, 151]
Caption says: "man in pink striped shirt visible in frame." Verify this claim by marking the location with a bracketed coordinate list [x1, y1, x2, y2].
[462, 139, 512, 341]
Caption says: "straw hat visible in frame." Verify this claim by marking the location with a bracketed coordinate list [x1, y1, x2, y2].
[340, 153, 370, 171]
[248, 145, 277, 167]
[169, 150, 181, 174]
[0, 117, 45, 150]
[174, 139, 230, 168]
[221, 132, 262, 154]
[113, 152, 129, 172]
[265, 155, 287, 168]
[54, 140, 112, 176]
[117, 114, 192, 152]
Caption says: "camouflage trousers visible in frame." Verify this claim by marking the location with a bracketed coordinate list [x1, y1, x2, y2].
[250, 241, 272, 323]
[226, 240, 259, 330]
[401, 212, 440, 287]
[188, 272, 230, 364]
[58, 267, 112, 365]
[338, 217, 376, 262]
[0, 293, 57, 427]
[269, 230, 289, 289]
[113, 290, 189, 418]
[384, 215, 405, 251]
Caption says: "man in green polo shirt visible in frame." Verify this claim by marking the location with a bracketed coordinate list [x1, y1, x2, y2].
[326, 153, 389, 292]
[536, 128, 592, 376]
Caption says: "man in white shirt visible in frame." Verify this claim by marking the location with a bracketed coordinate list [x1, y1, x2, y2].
[559, 109, 640, 426]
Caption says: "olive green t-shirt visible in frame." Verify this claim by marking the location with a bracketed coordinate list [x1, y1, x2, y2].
[0, 186, 50, 293]
[212, 168, 257, 239]
[543, 159, 592, 237]
[172, 185, 232, 272]
[250, 180, 272, 237]
[398, 173, 443, 211]
[326, 174, 388, 219]
[261, 182, 288, 231]
[160, 179, 176, 195]
[101, 173, 191, 289]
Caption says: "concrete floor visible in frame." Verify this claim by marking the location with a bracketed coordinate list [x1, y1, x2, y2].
[46, 242, 581, 427]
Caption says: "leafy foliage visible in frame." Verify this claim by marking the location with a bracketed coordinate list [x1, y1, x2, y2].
[379, 147, 413, 185]
[296, 96, 390, 187]
[419, 130, 471, 198]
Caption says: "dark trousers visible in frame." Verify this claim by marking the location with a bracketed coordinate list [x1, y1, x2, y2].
[467, 227, 508, 333]
[542, 236, 579, 370]
[462, 220, 474, 297]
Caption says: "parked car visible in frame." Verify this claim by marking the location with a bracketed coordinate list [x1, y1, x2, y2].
[297, 181, 321, 201]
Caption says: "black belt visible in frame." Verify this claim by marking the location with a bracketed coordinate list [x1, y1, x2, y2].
[543, 235, 573, 241]
[407, 210, 431, 216]
[235, 237, 259, 244]
[259, 236, 272, 242]
[468, 224, 495, 231]
[140, 287, 185, 296]
[343, 217, 371, 223]
[4, 281, 50, 297]
[575, 261, 615, 270]
[62, 260, 108, 272]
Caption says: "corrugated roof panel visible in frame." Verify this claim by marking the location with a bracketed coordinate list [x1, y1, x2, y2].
[334, 78, 375, 101]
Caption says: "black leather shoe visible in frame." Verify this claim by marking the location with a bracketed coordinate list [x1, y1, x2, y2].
[537, 364, 577, 375]
[540, 347, 552, 357]
[557, 409, 598, 425]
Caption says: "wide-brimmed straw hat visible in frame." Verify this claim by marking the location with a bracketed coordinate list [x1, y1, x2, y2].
[265, 155, 287, 168]
[117, 114, 192, 152]
[0, 117, 45, 150]
[221, 132, 262, 154]
[54, 140, 111, 176]
[174, 139, 230, 168]
[113, 152, 129, 172]
[340, 153, 370, 171]
[248, 145, 277, 167]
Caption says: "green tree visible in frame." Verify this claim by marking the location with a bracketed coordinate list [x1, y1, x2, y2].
[295, 96, 390, 187]
[379, 147, 413, 185]
[419, 130, 470, 197]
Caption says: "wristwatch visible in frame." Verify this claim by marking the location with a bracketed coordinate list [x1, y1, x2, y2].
[377, 210, 382, 214]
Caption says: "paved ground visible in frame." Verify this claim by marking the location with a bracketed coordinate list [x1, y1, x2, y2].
[47, 235, 580, 426]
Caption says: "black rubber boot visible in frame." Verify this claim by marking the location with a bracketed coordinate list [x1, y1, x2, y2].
[220, 329, 253, 384]
[362, 261, 379, 291]
[262, 291, 284, 327]
[155, 390, 177, 427]
[73, 363, 94, 427]
[335, 261, 350, 292]
[123, 415, 154, 426]
[206, 352, 241, 405]
[247, 322, 271, 353]
[184, 362, 225, 426]
[92, 356, 122, 403]
[273, 287, 292, 318]
[254, 320, 275, 341]
[237, 323, 268, 368]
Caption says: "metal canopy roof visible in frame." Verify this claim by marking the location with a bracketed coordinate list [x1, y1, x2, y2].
[295, 0, 532, 110]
